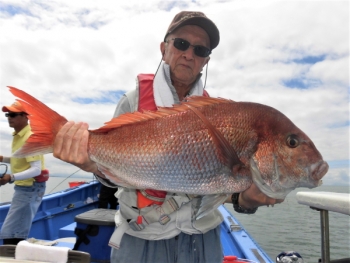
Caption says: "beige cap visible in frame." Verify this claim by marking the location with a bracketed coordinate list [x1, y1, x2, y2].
[164, 11, 220, 50]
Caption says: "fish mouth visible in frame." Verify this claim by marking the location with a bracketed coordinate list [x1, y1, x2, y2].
[310, 161, 329, 181]
[249, 157, 328, 200]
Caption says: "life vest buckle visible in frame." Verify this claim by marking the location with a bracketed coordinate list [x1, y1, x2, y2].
[158, 214, 171, 225]
[129, 221, 146, 231]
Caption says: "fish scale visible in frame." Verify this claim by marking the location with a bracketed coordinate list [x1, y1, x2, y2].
[90, 128, 229, 193]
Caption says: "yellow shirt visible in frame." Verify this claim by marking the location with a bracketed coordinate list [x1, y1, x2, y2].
[11, 125, 45, 186]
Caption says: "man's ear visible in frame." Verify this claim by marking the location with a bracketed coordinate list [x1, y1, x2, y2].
[205, 56, 210, 65]
[160, 42, 166, 60]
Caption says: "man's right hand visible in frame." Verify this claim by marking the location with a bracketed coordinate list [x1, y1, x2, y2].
[53, 121, 105, 178]
[0, 174, 11, 185]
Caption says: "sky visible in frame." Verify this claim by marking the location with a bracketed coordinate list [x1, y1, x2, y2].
[0, 0, 349, 187]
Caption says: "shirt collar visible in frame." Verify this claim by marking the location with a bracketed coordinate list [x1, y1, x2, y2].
[162, 63, 202, 104]
[13, 124, 30, 137]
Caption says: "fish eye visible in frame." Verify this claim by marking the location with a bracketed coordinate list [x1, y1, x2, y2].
[286, 134, 299, 148]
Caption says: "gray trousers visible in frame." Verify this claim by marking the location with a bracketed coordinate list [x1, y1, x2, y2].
[110, 225, 223, 263]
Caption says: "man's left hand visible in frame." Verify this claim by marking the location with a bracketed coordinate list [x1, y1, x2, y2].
[239, 183, 284, 209]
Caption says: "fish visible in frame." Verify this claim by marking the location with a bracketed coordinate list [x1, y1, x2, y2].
[8, 86, 328, 217]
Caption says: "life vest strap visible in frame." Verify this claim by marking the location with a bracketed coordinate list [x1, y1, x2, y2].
[130, 196, 186, 231]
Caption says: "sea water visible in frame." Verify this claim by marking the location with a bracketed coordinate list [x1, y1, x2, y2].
[1, 178, 349, 263]
[226, 185, 350, 263]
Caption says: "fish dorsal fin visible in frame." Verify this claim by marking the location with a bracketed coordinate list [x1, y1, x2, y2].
[93, 96, 232, 133]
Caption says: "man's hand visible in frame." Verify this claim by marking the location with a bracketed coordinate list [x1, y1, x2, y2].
[226, 183, 284, 209]
[53, 121, 104, 177]
[0, 174, 11, 185]
[239, 183, 284, 209]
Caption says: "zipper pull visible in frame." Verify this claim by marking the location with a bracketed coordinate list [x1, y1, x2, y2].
[137, 215, 143, 224]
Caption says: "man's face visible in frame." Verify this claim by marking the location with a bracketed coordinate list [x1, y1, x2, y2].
[6, 112, 27, 129]
[161, 25, 210, 86]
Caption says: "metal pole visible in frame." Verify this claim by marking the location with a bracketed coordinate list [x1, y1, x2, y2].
[320, 209, 330, 263]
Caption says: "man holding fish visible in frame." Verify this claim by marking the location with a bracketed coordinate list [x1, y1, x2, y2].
[53, 11, 285, 263]
[8, 10, 327, 263]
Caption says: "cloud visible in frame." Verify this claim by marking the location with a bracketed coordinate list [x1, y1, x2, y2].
[0, 0, 348, 186]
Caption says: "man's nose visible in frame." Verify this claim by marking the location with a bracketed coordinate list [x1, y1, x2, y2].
[182, 47, 195, 60]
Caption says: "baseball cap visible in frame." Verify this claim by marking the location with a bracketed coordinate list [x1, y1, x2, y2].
[2, 101, 26, 113]
[164, 11, 220, 50]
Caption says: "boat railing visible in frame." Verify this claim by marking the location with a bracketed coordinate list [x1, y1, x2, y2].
[296, 191, 350, 263]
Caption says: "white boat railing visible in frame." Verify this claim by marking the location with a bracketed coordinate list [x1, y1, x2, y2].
[296, 191, 350, 263]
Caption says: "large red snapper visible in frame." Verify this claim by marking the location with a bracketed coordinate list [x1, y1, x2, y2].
[8, 87, 328, 206]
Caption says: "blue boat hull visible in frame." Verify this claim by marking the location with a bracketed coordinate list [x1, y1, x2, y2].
[0, 181, 100, 242]
[0, 181, 273, 262]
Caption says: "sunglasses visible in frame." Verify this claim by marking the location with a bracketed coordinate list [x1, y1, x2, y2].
[5, 112, 24, 118]
[169, 38, 211, 58]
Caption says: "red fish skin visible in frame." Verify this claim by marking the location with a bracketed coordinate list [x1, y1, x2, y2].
[87, 99, 327, 197]
[8, 87, 328, 198]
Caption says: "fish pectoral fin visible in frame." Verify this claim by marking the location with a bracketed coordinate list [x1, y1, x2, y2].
[193, 194, 229, 220]
[184, 103, 243, 170]
[97, 165, 134, 188]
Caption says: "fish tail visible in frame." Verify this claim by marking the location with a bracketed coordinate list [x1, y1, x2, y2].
[8, 86, 68, 157]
